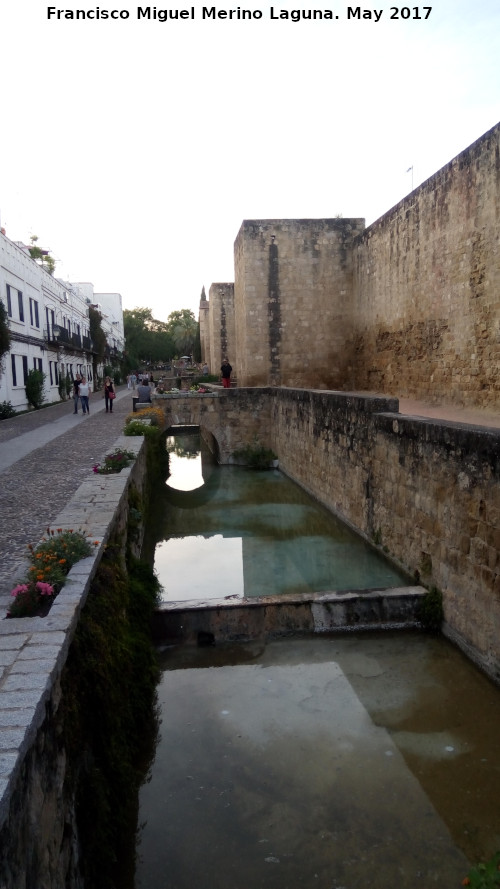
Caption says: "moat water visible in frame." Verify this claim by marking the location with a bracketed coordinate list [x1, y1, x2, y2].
[136, 633, 500, 889]
[153, 431, 410, 601]
[134, 431, 500, 888]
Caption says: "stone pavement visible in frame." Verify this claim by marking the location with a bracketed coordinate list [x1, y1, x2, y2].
[398, 398, 500, 429]
[0, 387, 136, 594]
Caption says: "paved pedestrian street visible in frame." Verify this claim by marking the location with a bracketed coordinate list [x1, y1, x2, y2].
[0, 388, 134, 606]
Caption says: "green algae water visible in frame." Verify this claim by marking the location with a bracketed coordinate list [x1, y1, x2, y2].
[152, 431, 410, 601]
[136, 432, 500, 888]
[135, 633, 500, 889]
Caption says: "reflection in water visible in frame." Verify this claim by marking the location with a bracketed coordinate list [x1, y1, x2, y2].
[155, 535, 244, 600]
[136, 633, 500, 889]
[154, 431, 411, 602]
[166, 432, 204, 491]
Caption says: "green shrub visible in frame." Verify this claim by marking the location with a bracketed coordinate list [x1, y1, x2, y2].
[192, 373, 219, 384]
[124, 420, 161, 439]
[418, 586, 443, 632]
[25, 368, 46, 409]
[0, 400, 16, 420]
[463, 851, 500, 888]
[232, 440, 277, 469]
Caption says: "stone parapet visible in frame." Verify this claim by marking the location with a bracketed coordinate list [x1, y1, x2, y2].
[0, 435, 147, 886]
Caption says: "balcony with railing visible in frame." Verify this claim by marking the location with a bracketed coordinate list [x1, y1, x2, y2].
[43, 326, 94, 353]
[43, 326, 60, 346]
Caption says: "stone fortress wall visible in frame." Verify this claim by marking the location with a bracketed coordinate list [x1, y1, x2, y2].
[206, 283, 235, 377]
[202, 121, 500, 408]
[233, 218, 365, 389]
[350, 123, 500, 406]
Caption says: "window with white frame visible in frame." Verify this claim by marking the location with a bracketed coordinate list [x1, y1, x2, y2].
[51, 362, 59, 385]
[6, 284, 24, 321]
[29, 298, 40, 328]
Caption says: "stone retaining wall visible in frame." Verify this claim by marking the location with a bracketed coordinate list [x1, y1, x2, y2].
[0, 435, 147, 889]
[270, 389, 500, 680]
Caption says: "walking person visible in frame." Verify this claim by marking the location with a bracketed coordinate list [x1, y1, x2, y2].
[79, 377, 91, 414]
[72, 373, 82, 414]
[221, 358, 232, 389]
[104, 376, 115, 413]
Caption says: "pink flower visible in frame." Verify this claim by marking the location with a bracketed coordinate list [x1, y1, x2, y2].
[92, 464, 100, 473]
[35, 581, 55, 596]
[11, 584, 29, 597]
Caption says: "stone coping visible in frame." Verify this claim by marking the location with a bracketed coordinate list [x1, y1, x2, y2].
[152, 392, 220, 399]
[156, 585, 425, 611]
[0, 435, 144, 828]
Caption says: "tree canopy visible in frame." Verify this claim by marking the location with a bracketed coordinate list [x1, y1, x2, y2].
[167, 309, 198, 357]
[124, 308, 176, 368]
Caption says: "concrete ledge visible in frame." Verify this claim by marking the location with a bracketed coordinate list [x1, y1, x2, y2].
[132, 399, 152, 412]
[151, 586, 426, 646]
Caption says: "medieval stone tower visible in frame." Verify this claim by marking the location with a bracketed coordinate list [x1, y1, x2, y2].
[201, 121, 500, 408]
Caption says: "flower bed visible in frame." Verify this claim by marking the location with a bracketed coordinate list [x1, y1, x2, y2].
[93, 448, 137, 475]
[8, 529, 98, 618]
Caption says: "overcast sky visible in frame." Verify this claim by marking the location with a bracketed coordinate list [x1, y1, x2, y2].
[1, 0, 499, 322]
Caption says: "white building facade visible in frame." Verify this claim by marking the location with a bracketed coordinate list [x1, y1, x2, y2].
[0, 231, 124, 412]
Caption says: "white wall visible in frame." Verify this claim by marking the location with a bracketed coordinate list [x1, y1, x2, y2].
[0, 234, 99, 411]
[94, 292, 125, 352]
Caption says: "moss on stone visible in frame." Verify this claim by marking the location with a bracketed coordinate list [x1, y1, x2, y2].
[60, 545, 161, 889]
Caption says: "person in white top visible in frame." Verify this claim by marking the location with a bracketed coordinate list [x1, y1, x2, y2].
[79, 377, 91, 414]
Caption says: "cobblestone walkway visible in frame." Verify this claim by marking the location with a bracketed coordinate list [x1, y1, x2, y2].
[0, 388, 134, 591]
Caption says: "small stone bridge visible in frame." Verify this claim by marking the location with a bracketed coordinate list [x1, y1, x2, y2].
[152, 388, 273, 463]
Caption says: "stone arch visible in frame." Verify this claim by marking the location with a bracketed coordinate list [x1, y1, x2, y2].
[158, 396, 227, 464]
